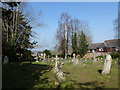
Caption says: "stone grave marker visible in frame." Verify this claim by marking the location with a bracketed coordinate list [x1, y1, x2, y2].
[35, 56, 39, 62]
[72, 53, 78, 65]
[93, 50, 97, 62]
[36, 60, 39, 62]
[52, 55, 59, 73]
[56, 69, 65, 83]
[42, 53, 46, 63]
[102, 54, 112, 75]
[74, 58, 79, 65]
[56, 61, 65, 83]
[73, 53, 75, 59]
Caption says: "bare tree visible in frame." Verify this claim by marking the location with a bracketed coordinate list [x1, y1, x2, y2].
[70, 18, 80, 53]
[56, 13, 71, 58]
[56, 13, 92, 58]
[114, 18, 120, 40]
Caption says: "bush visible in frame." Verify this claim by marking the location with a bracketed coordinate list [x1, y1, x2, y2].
[110, 52, 120, 59]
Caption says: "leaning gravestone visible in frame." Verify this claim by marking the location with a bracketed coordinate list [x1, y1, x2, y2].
[102, 54, 112, 75]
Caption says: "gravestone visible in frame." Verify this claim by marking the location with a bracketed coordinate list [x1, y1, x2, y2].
[56, 69, 65, 83]
[3, 55, 9, 64]
[73, 53, 75, 59]
[73, 53, 78, 65]
[43, 53, 46, 63]
[43, 53, 46, 60]
[74, 58, 78, 65]
[93, 50, 97, 62]
[36, 60, 39, 62]
[52, 55, 59, 73]
[35, 56, 39, 62]
[102, 54, 112, 75]
[57, 61, 65, 83]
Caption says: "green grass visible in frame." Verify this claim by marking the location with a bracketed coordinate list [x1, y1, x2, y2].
[2, 60, 119, 89]
[46, 60, 119, 88]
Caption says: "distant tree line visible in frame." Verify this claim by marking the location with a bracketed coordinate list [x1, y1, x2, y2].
[56, 13, 92, 58]
[2, 2, 37, 62]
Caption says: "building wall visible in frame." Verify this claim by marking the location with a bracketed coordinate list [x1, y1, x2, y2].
[104, 47, 116, 52]
[96, 48, 104, 52]
[88, 47, 119, 52]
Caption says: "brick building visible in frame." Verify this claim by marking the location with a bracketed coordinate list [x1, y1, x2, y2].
[88, 39, 120, 52]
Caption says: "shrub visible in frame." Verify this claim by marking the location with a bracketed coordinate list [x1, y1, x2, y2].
[110, 52, 120, 59]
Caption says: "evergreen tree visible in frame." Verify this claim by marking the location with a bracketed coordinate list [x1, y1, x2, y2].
[78, 31, 89, 58]
[2, 2, 36, 62]
[72, 32, 77, 54]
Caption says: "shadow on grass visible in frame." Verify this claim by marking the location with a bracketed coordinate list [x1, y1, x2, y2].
[97, 69, 102, 74]
[2, 62, 52, 89]
[58, 80, 105, 89]
[79, 81, 105, 89]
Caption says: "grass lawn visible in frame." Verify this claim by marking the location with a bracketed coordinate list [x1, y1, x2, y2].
[2, 60, 119, 89]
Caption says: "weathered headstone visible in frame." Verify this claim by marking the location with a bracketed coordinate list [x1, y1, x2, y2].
[35, 56, 39, 62]
[52, 55, 59, 73]
[42, 53, 46, 63]
[74, 58, 79, 65]
[36, 59, 39, 62]
[73, 53, 78, 65]
[56, 69, 65, 83]
[93, 50, 97, 62]
[102, 54, 112, 74]
[73, 53, 76, 59]
[3, 55, 9, 64]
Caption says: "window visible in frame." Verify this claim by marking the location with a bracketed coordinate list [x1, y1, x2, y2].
[115, 48, 119, 51]
[99, 48, 104, 51]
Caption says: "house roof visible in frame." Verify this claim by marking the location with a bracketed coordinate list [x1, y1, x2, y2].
[88, 39, 120, 49]
[104, 39, 120, 47]
[88, 43, 105, 49]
